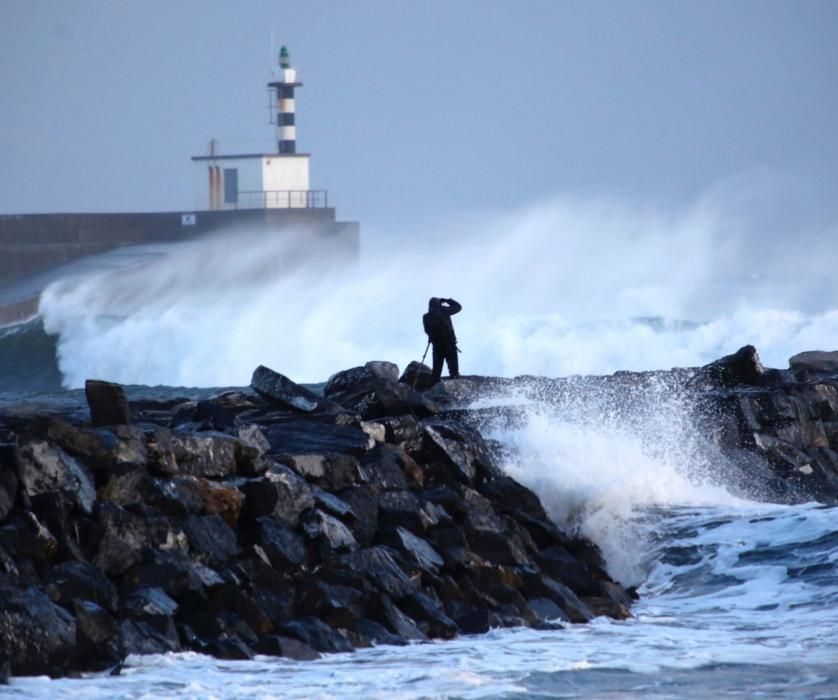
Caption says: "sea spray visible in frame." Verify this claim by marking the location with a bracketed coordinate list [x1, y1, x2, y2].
[483, 373, 744, 585]
[37, 190, 838, 388]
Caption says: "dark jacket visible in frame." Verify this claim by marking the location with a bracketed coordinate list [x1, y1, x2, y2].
[423, 297, 461, 346]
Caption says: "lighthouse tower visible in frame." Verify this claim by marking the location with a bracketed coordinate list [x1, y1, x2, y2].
[269, 46, 301, 154]
[191, 46, 319, 210]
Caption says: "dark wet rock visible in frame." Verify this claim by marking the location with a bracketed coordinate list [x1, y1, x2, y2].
[0, 511, 58, 563]
[254, 634, 322, 660]
[0, 579, 76, 677]
[183, 514, 238, 568]
[371, 594, 427, 641]
[360, 443, 414, 491]
[382, 526, 444, 573]
[694, 344, 764, 388]
[286, 452, 361, 490]
[85, 379, 131, 427]
[253, 516, 306, 568]
[399, 361, 434, 392]
[335, 546, 419, 600]
[44, 560, 118, 613]
[303, 509, 358, 555]
[150, 430, 240, 479]
[336, 486, 379, 546]
[377, 489, 425, 532]
[420, 420, 497, 484]
[72, 600, 121, 670]
[119, 618, 180, 655]
[522, 572, 593, 623]
[251, 365, 330, 413]
[353, 618, 408, 646]
[124, 549, 220, 599]
[312, 487, 356, 520]
[456, 607, 503, 635]
[324, 361, 400, 396]
[123, 586, 179, 619]
[528, 597, 570, 623]
[17, 440, 96, 514]
[400, 590, 457, 638]
[325, 363, 437, 420]
[206, 636, 255, 660]
[0, 445, 18, 521]
[377, 414, 424, 446]
[239, 464, 314, 526]
[280, 616, 354, 653]
[789, 350, 838, 372]
[99, 469, 147, 507]
[95, 503, 149, 576]
[262, 421, 374, 458]
[297, 580, 364, 628]
[537, 544, 594, 594]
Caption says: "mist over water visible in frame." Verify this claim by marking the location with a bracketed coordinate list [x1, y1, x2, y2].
[39, 183, 838, 389]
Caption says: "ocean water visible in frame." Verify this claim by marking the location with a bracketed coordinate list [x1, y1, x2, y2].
[3, 190, 838, 697]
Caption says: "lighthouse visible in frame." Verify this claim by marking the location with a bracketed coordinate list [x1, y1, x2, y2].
[191, 46, 320, 210]
[269, 46, 301, 154]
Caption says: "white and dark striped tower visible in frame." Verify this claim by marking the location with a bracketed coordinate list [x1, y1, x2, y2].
[268, 46, 302, 154]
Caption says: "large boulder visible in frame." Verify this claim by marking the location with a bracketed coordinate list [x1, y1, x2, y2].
[324, 362, 400, 396]
[239, 464, 314, 526]
[85, 379, 131, 427]
[17, 440, 96, 515]
[43, 560, 119, 613]
[324, 363, 437, 420]
[0, 579, 76, 677]
[694, 345, 765, 388]
[789, 351, 838, 373]
[262, 421, 374, 458]
[251, 365, 331, 413]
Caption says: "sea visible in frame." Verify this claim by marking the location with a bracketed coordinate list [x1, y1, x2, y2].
[2, 192, 838, 698]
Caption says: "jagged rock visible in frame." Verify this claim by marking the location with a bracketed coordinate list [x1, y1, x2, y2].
[537, 544, 594, 594]
[206, 636, 255, 660]
[286, 453, 361, 490]
[297, 580, 364, 628]
[171, 399, 238, 432]
[254, 517, 306, 568]
[98, 469, 146, 507]
[239, 464, 314, 526]
[312, 487, 356, 520]
[377, 414, 424, 445]
[382, 526, 444, 573]
[335, 546, 419, 600]
[325, 371, 438, 421]
[95, 503, 149, 576]
[336, 486, 379, 546]
[400, 590, 457, 638]
[695, 344, 765, 388]
[360, 443, 414, 491]
[122, 586, 179, 618]
[183, 514, 238, 567]
[353, 618, 408, 646]
[324, 361, 400, 397]
[119, 618, 180, 655]
[251, 365, 328, 413]
[262, 421, 374, 458]
[85, 379, 131, 427]
[303, 509, 358, 554]
[44, 560, 119, 613]
[73, 600, 121, 670]
[420, 420, 497, 484]
[0, 579, 76, 677]
[456, 607, 504, 635]
[0, 445, 18, 521]
[280, 616, 354, 653]
[399, 361, 434, 392]
[789, 350, 838, 372]
[521, 572, 593, 623]
[0, 511, 58, 563]
[528, 597, 570, 623]
[149, 430, 240, 478]
[254, 635, 321, 660]
[378, 489, 424, 532]
[17, 440, 96, 514]
[371, 595, 427, 640]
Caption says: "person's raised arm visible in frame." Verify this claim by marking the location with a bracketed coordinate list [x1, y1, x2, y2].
[443, 298, 462, 315]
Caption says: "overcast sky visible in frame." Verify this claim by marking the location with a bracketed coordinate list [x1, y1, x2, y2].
[1, 0, 836, 229]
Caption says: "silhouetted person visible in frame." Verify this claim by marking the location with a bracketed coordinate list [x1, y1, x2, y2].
[423, 297, 461, 383]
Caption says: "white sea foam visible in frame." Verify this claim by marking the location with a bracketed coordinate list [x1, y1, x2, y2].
[39, 184, 838, 388]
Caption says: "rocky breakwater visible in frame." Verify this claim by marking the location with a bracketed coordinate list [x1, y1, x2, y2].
[0, 362, 631, 680]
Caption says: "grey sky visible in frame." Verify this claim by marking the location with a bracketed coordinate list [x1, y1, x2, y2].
[1, 0, 836, 229]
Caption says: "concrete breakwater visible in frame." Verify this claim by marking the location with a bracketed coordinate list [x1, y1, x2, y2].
[0, 362, 632, 680]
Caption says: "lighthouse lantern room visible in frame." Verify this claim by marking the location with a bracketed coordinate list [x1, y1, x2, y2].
[191, 46, 322, 210]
